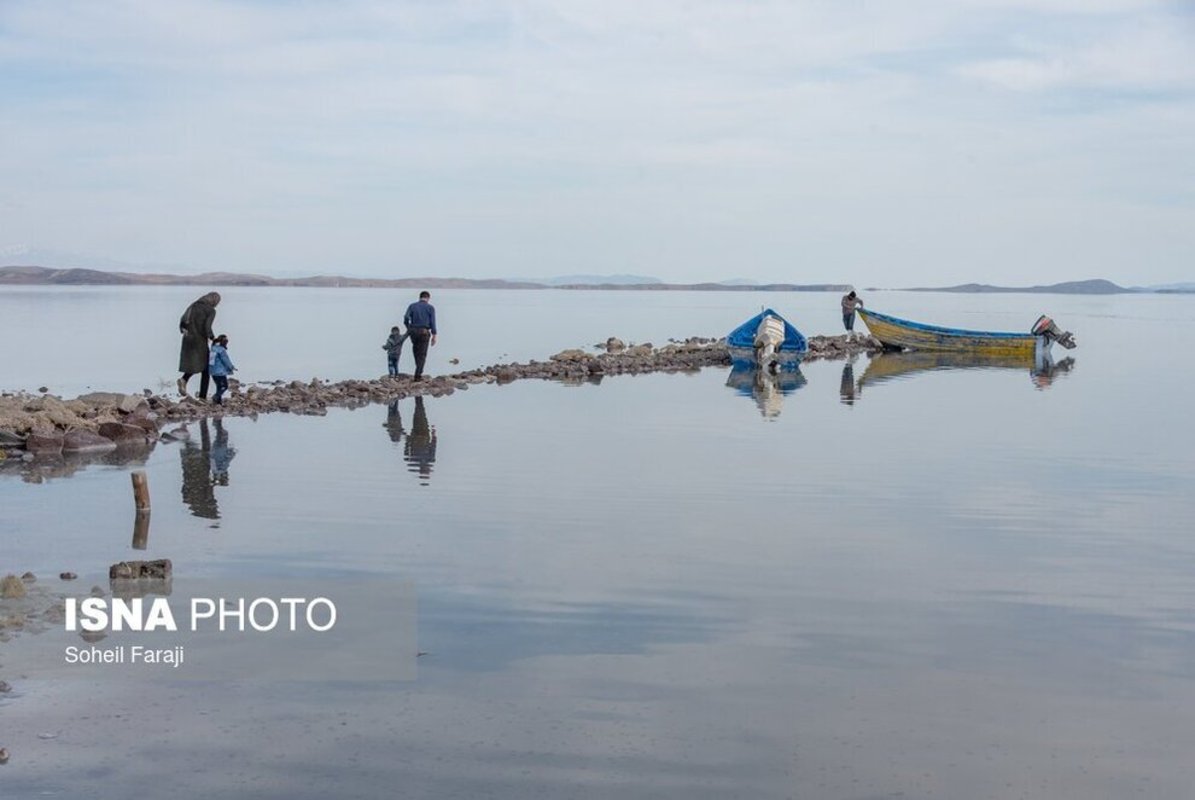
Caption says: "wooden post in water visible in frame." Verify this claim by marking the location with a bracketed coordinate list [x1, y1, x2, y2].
[132, 511, 151, 550]
[130, 471, 151, 550]
[131, 471, 150, 512]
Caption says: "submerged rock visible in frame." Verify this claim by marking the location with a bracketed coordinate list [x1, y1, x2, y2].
[62, 429, 118, 453]
[97, 422, 150, 445]
[109, 559, 172, 580]
[24, 429, 64, 455]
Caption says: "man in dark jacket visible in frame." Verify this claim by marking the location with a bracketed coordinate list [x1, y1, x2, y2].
[403, 291, 437, 380]
[178, 292, 220, 399]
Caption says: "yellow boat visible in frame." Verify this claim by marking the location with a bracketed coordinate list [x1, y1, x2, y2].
[857, 308, 1076, 356]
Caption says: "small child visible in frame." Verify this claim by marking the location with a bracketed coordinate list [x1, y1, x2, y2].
[382, 326, 408, 376]
[208, 334, 236, 405]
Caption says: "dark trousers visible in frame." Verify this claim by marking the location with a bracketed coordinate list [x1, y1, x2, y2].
[212, 375, 229, 404]
[387, 355, 399, 376]
[409, 329, 431, 377]
[184, 369, 211, 399]
[843, 312, 855, 332]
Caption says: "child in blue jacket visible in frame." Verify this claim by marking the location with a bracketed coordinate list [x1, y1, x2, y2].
[208, 334, 236, 405]
[382, 326, 408, 376]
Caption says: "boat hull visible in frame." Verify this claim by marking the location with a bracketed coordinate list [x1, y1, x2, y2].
[726, 308, 807, 368]
[857, 308, 1045, 356]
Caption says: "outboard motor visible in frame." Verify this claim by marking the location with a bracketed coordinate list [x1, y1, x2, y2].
[754, 315, 786, 371]
[1032, 315, 1077, 350]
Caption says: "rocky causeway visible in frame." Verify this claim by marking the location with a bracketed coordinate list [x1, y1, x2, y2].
[1, 333, 881, 468]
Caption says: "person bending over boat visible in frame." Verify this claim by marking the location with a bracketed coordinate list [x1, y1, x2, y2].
[841, 290, 864, 338]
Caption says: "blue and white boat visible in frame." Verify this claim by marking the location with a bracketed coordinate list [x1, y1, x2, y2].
[726, 308, 807, 370]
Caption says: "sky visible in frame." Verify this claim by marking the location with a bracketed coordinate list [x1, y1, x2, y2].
[1, 0, 1192, 286]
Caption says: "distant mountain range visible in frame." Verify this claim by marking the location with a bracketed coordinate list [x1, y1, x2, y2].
[0, 265, 849, 292]
[1, 265, 1191, 294]
[515, 273, 663, 286]
[907, 279, 1132, 294]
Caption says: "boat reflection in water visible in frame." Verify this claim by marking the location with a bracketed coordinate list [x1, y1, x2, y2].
[855, 349, 1076, 396]
[725, 363, 807, 418]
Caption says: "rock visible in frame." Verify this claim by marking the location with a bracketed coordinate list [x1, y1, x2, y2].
[118, 394, 148, 414]
[96, 422, 149, 445]
[605, 337, 626, 352]
[1, 575, 26, 599]
[128, 416, 159, 435]
[0, 431, 24, 450]
[449, 358, 460, 364]
[24, 428, 64, 455]
[0, 680, 11, 693]
[109, 559, 172, 580]
[90, 586, 106, 598]
[160, 426, 190, 442]
[626, 344, 653, 357]
[21, 572, 35, 582]
[76, 392, 126, 407]
[60, 572, 78, 581]
[0, 747, 8, 764]
[62, 429, 118, 453]
[550, 349, 591, 362]
[38, 386, 49, 393]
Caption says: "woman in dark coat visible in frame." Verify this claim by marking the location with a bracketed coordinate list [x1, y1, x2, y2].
[178, 292, 220, 399]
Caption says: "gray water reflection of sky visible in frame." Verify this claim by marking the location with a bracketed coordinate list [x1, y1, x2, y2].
[3, 353, 1195, 798]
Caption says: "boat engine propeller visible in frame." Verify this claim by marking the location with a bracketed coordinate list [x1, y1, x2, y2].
[1032, 315, 1077, 350]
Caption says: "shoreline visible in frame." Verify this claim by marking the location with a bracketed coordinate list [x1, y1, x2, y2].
[1, 333, 881, 466]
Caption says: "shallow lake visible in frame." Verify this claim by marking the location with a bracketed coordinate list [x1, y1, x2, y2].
[2, 289, 1194, 798]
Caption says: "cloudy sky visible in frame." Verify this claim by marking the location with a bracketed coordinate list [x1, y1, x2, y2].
[1, 1, 1192, 285]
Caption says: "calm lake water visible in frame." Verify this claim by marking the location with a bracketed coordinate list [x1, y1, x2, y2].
[2, 288, 1194, 798]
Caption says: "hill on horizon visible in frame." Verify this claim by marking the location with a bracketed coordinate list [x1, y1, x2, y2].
[4, 266, 1189, 294]
[906, 279, 1130, 294]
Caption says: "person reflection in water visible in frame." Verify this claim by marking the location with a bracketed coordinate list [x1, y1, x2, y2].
[180, 418, 235, 519]
[209, 417, 236, 485]
[403, 396, 437, 485]
[383, 399, 405, 443]
[839, 360, 859, 405]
